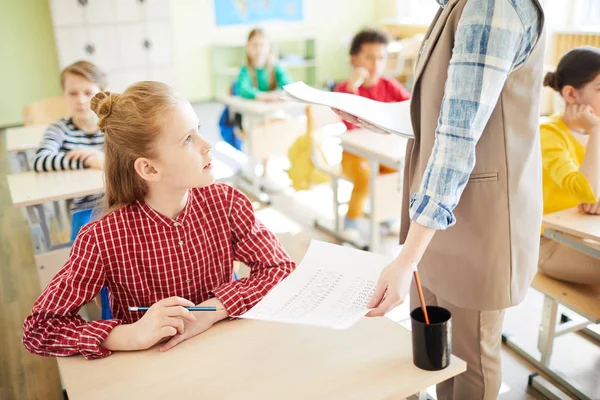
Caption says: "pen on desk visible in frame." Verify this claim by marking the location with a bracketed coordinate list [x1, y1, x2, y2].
[412, 263, 430, 325]
[128, 306, 222, 312]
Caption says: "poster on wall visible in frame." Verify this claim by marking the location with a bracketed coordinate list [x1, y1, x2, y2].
[214, 0, 303, 26]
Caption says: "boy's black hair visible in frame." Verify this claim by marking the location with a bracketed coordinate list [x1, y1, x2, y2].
[350, 28, 390, 56]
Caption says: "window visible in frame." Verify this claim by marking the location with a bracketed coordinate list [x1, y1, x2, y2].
[395, 0, 439, 25]
[573, 0, 600, 27]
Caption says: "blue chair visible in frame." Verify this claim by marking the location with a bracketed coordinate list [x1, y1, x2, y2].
[71, 209, 112, 320]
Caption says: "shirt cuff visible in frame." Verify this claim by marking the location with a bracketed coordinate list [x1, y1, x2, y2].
[409, 192, 456, 230]
[211, 283, 247, 318]
[78, 319, 122, 360]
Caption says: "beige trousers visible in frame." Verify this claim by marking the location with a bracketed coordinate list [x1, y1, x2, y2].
[538, 237, 600, 285]
[410, 281, 505, 400]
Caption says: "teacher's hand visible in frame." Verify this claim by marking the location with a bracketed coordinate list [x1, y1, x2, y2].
[366, 258, 413, 317]
[331, 108, 391, 135]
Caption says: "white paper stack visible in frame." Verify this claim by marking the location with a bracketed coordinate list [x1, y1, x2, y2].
[240, 240, 393, 329]
[283, 81, 414, 138]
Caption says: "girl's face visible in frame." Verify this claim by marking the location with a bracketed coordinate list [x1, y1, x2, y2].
[148, 102, 214, 190]
[246, 34, 271, 68]
[569, 73, 600, 116]
[63, 73, 101, 121]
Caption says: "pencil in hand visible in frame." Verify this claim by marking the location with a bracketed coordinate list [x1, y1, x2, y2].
[128, 306, 223, 312]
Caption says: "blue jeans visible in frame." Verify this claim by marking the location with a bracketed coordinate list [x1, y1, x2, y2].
[71, 209, 112, 320]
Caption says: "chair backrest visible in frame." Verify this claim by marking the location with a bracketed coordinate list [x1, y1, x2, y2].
[23, 97, 69, 126]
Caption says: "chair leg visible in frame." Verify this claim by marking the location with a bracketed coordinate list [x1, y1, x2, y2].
[332, 177, 342, 233]
[538, 295, 558, 366]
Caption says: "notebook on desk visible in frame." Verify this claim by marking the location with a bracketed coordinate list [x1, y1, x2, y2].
[283, 81, 414, 138]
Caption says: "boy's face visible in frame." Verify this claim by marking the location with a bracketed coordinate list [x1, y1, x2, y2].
[351, 42, 388, 84]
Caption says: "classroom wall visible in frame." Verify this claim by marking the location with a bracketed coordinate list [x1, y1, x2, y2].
[0, 0, 391, 126]
[0, 0, 62, 128]
[171, 0, 384, 102]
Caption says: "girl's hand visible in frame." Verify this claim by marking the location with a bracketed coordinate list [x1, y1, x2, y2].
[256, 92, 283, 102]
[131, 296, 197, 350]
[160, 298, 229, 352]
[564, 104, 600, 134]
[579, 201, 600, 215]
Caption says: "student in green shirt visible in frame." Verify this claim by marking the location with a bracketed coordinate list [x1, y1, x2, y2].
[236, 28, 293, 101]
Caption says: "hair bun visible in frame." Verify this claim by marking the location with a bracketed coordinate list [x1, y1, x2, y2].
[91, 91, 117, 128]
[543, 71, 562, 92]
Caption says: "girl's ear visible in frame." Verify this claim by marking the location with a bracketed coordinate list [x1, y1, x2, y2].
[562, 85, 578, 105]
[134, 157, 160, 182]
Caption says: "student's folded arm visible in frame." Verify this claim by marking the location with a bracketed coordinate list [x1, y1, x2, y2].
[22, 228, 121, 360]
[410, 0, 530, 230]
[275, 64, 293, 88]
[211, 188, 295, 318]
[33, 124, 85, 172]
[541, 127, 598, 203]
[236, 67, 261, 99]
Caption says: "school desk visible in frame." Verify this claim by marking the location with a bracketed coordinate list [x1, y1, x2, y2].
[502, 208, 600, 400]
[219, 95, 306, 203]
[7, 169, 104, 253]
[315, 129, 407, 253]
[57, 317, 466, 400]
[5, 124, 46, 171]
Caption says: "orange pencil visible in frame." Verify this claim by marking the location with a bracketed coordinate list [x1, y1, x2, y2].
[412, 263, 430, 324]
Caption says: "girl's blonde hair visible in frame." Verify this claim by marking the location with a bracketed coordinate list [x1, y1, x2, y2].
[90, 81, 184, 213]
[246, 28, 277, 91]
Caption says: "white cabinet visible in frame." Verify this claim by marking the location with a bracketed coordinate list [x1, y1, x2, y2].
[146, 22, 173, 67]
[115, 0, 142, 23]
[50, 0, 176, 92]
[50, 0, 85, 27]
[118, 24, 148, 69]
[143, 0, 171, 21]
[84, 0, 115, 25]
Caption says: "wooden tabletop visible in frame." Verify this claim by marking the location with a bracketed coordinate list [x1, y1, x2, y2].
[58, 318, 465, 400]
[7, 170, 104, 208]
[543, 208, 600, 242]
[219, 95, 305, 116]
[5, 125, 45, 153]
[532, 272, 600, 322]
[341, 129, 408, 167]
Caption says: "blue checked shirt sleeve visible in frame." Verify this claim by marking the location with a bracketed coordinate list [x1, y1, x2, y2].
[410, 0, 540, 230]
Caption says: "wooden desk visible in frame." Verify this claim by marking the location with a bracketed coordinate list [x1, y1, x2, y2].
[58, 318, 465, 400]
[7, 170, 104, 253]
[339, 130, 407, 252]
[4, 124, 46, 172]
[543, 208, 600, 244]
[503, 208, 600, 400]
[5, 124, 45, 153]
[219, 95, 304, 116]
[341, 129, 407, 169]
[219, 96, 306, 204]
[8, 170, 104, 208]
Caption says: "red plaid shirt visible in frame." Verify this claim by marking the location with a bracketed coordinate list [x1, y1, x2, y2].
[23, 183, 295, 359]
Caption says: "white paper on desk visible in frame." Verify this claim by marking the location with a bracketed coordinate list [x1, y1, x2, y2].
[283, 82, 414, 138]
[239, 240, 393, 329]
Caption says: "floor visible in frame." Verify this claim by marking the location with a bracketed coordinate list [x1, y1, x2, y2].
[1, 102, 599, 399]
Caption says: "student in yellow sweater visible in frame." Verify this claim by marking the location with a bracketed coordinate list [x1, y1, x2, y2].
[540, 46, 600, 285]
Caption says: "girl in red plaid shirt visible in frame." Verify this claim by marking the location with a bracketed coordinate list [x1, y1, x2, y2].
[23, 81, 295, 359]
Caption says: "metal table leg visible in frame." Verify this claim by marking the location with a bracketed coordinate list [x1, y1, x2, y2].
[368, 159, 380, 253]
